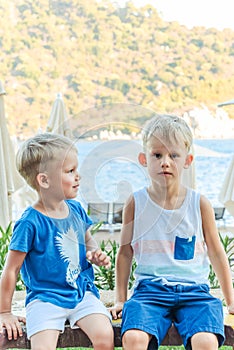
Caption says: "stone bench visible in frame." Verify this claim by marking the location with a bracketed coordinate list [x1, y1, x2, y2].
[0, 321, 234, 349]
[0, 290, 233, 349]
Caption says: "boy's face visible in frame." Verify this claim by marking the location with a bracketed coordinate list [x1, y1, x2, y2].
[44, 149, 80, 199]
[139, 136, 193, 187]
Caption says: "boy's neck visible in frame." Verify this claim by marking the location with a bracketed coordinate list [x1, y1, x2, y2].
[33, 198, 69, 219]
[148, 184, 187, 210]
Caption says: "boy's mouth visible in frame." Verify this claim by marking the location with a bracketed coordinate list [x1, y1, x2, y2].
[159, 171, 172, 176]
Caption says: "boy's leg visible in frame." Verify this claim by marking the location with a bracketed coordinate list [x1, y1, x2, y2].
[30, 329, 60, 350]
[69, 291, 114, 350]
[121, 281, 174, 349]
[77, 313, 114, 350]
[174, 284, 224, 350]
[122, 329, 152, 350]
[26, 300, 68, 348]
[190, 332, 218, 350]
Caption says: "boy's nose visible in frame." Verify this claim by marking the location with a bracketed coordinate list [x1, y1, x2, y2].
[160, 156, 170, 167]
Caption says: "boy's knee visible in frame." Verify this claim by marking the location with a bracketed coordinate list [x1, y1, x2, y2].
[190, 332, 219, 350]
[99, 325, 114, 340]
[92, 325, 114, 349]
[122, 329, 150, 350]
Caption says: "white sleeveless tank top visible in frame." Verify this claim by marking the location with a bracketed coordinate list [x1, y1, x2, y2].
[132, 187, 210, 285]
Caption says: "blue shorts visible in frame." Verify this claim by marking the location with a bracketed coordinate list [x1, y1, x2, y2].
[121, 280, 224, 350]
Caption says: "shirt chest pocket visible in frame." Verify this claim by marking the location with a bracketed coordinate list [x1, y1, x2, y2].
[174, 235, 196, 260]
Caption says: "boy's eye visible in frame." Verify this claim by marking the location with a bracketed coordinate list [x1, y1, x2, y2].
[170, 153, 178, 159]
[68, 169, 74, 173]
[154, 153, 162, 159]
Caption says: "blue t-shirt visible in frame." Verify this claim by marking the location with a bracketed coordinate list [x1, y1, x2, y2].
[10, 200, 99, 308]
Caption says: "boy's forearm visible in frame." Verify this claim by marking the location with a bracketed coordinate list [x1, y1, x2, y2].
[218, 272, 234, 307]
[0, 271, 17, 313]
[85, 231, 98, 252]
[210, 252, 234, 307]
[115, 250, 132, 303]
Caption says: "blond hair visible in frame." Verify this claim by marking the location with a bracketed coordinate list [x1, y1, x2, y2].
[142, 114, 193, 151]
[16, 133, 77, 190]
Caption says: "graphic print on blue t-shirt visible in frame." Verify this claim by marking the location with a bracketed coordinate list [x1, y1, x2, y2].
[55, 226, 81, 289]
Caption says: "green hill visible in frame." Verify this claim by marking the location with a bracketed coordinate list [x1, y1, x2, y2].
[1, 0, 234, 137]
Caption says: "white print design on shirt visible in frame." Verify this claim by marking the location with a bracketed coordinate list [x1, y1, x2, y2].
[55, 227, 81, 288]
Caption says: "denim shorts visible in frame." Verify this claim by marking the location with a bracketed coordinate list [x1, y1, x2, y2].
[121, 280, 224, 350]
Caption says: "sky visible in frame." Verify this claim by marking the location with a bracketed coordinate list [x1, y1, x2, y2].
[113, 0, 234, 30]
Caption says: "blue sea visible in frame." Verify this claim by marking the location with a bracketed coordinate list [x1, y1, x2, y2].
[76, 138, 234, 226]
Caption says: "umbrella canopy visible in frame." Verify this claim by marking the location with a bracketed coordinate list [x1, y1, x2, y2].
[217, 99, 234, 107]
[0, 81, 24, 229]
[46, 93, 72, 138]
[218, 155, 234, 217]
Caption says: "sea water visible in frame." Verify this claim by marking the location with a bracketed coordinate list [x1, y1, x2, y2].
[76, 138, 234, 226]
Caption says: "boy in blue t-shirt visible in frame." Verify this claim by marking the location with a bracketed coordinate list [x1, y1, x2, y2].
[0, 133, 114, 350]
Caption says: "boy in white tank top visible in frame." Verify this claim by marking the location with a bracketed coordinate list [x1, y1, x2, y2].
[111, 114, 234, 350]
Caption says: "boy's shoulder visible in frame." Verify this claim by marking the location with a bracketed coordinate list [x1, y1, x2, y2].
[133, 186, 148, 199]
[17, 206, 39, 222]
[13, 206, 43, 235]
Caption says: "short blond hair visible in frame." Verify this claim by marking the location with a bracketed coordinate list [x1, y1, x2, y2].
[142, 114, 193, 151]
[16, 133, 77, 190]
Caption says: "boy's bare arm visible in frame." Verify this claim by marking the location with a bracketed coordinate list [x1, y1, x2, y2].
[110, 196, 134, 319]
[85, 229, 99, 252]
[200, 195, 234, 313]
[0, 250, 26, 339]
[85, 230, 111, 268]
[111, 243, 133, 319]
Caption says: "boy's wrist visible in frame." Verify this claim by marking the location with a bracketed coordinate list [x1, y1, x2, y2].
[0, 309, 12, 313]
[114, 299, 126, 305]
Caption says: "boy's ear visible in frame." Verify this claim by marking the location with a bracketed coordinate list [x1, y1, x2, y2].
[36, 173, 49, 188]
[184, 154, 193, 169]
[138, 152, 147, 167]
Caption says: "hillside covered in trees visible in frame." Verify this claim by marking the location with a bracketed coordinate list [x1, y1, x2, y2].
[1, 0, 234, 137]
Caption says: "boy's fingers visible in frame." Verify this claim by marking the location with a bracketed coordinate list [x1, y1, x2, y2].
[5, 325, 13, 340]
[86, 251, 93, 260]
[18, 316, 26, 324]
[94, 249, 103, 259]
[8, 319, 24, 340]
[117, 310, 122, 318]
[12, 324, 20, 340]
[111, 310, 117, 319]
[109, 308, 122, 320]
[0, 315, 26, 341]
[105, 257, 111, 268]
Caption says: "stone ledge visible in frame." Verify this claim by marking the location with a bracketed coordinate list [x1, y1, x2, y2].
[1, 321, 234, 349]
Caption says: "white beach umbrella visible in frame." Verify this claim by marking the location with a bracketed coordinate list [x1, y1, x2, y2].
[0, 81, 24, 229]
[46, 93, 72, 138]
[217, 99, 234, 107]
[218, 155, 234, 217]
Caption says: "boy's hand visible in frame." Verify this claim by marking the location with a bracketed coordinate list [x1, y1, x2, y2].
[86, 249, 111, 268]
[227, 303, 234, 314]
[109, 302, 124, 320]
[0, 312, 26, 340]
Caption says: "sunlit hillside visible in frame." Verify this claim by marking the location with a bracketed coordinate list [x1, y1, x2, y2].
[1, 0, 234, 137]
